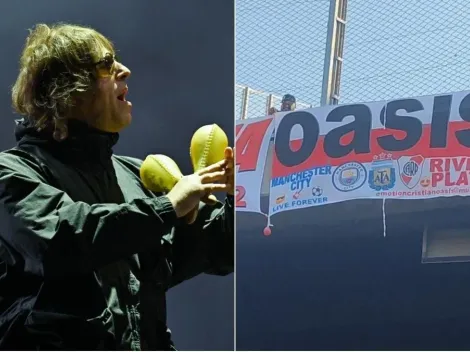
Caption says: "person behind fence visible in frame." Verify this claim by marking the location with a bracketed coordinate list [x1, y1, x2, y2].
[268, 93, 297, 115]
[0, 23, 234, 351]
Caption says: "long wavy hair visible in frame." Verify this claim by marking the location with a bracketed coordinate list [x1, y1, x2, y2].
[11, 23, 115, 140]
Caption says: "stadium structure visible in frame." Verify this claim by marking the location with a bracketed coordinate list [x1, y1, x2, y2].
[236, 0, 470, 349]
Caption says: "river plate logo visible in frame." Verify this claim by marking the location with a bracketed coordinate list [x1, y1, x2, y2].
[397, 155, 425, 189]
[332, 161, 367, 192]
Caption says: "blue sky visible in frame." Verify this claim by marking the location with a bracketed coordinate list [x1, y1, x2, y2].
[236, 0, 470, 118]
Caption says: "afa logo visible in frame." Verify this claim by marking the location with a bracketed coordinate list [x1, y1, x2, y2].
[332, 162, 367, 192]
[397, 155, 425, 189]
[368, 153, 396, 191]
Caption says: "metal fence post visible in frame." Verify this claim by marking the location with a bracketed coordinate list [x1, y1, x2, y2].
[240, 86, 250, 120]
[321, 0, 348, 106]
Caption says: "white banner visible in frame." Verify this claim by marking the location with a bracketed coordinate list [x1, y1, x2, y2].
[235, 116, 274, 213]
[268, 90, 470, 216]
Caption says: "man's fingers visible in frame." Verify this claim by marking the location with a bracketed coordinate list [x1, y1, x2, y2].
[200, 170, 226, 183]
[196, 147, 235, 176]
[201, 193, 218, 205]
[224, 147, 233, 159]
[196, 159, 227, 175]
[202, 183, 232, 193]
[225, 158, 234, 170]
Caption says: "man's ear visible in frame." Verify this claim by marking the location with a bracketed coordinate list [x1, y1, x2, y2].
[71, 92, 86, 106]
[65, 94, 86, 121]
[69, 89, 93, 113]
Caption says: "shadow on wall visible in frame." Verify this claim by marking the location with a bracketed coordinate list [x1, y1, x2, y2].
[236, 203, 470, 350]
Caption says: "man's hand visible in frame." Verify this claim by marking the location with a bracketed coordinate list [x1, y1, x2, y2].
[166, 160, 232, 218]
[268, 107, 278, 115]
[224, 147, 234, 196]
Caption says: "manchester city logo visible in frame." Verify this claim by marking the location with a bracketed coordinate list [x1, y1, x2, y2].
[332, 162, 367, 192]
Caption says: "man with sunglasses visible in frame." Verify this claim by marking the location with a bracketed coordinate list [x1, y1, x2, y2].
[0, 23, 234, 351]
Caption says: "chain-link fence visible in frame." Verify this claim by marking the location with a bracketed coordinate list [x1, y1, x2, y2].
[236, 0, 470, 117]
[235, 84, 312, 120]
[341, 0, 470, 104]
[236, 0, 330, 119]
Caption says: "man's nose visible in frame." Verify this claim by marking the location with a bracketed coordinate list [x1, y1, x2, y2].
[116, 63, 131, 80]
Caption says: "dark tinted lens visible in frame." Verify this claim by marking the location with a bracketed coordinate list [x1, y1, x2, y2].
[103, 53, 115, 69]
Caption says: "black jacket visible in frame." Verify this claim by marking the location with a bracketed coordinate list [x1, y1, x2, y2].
[0, 120, 234, 350]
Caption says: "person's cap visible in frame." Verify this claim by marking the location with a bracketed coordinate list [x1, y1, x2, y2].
[282, 94, 296, 103]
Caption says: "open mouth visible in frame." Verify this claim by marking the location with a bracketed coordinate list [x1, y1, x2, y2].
[117, 87, 128, 102]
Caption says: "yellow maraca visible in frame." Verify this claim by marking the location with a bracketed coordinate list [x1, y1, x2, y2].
[140, 153, 199, 223]
[190, 123, 229, 204]
[140, 154, 183, 193]
[140, 123, 228, 223]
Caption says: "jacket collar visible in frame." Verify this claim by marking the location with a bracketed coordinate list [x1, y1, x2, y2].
[15, 118, 119, 164]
